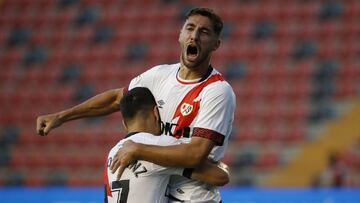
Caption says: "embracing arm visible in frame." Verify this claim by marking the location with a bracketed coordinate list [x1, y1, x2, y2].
[191, 161, 230, 186]
[36, 88, 124, 135]
[110, 137, 215, 178]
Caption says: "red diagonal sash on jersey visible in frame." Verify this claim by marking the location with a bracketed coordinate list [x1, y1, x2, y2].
[104, 159, 112, 197]
[172, 74, 224, 138]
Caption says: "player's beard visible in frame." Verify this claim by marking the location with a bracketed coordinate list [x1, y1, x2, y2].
[181, 50, 210, 70]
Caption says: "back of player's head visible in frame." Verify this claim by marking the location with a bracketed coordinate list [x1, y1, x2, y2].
[186, 7, 223, 37]
[120, 87, 157, 122]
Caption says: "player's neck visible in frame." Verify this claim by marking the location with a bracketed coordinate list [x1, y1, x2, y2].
[179, 62, 211, 81]
[126, 121, 159, 136]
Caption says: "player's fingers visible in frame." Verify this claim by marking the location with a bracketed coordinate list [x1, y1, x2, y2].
[110, 156, 120, 173]
[42, 122, 52, 136]
[116, 164, 126, 180]
[36, 117, 45, 135]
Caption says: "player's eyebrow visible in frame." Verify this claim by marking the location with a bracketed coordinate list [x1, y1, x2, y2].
[185, 22, 213, 33]
[185, 23, 196, 28]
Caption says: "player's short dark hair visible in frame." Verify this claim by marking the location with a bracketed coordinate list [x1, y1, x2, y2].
[186, 7, 223, 37]
[120, 87, 157, 121]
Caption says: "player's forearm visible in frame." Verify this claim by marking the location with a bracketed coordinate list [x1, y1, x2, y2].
[136, 144, 202, 168]
[58, 88, 123, 123]
[191, 161, 230, 186]
[136, 138, 213, 168]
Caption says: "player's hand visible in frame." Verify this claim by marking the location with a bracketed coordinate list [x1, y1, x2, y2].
[36, 113, 62, 136]
[110, 140, 139, 180]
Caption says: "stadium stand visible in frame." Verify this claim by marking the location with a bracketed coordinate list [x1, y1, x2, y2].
[0, 0, 359, 187]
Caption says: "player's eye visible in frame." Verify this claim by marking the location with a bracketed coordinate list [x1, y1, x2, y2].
[201, 29, 210, 35]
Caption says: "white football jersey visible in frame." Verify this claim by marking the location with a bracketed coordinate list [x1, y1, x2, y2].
[104, 132, 184, 203]
[127, 63, 236, 202]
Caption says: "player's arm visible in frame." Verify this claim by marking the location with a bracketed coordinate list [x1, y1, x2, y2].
[136, 136, 214, 168]
[36, 88, 124, 136]
[110, 136, 215, 179]
[189, 160, 230, 186]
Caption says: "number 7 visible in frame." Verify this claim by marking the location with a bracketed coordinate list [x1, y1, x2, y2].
[111, 179, 130, 203]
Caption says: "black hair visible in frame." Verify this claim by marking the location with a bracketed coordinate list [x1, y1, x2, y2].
[120, 87, 157, 122]
[186, 7, 223, 37]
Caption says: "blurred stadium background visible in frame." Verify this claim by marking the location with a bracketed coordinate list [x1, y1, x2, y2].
[0, 0, 359, 202]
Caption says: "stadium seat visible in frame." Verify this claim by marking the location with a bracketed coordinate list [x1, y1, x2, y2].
[24, 169, 47, 186]
[256, 151, 279, 169]
[2, 169, 25, 186]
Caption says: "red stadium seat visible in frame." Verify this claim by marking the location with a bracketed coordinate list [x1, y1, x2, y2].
[24, 170, 46, 186]
[2, 47, 24, 67]
[256, 151, 279, 169]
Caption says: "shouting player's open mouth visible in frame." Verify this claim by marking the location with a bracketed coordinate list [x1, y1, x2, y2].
[186, 44, 199, 62]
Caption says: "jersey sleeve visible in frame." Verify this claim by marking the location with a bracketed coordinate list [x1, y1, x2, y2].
[127, 65, 160, 90]
[192, 82, 236, 146]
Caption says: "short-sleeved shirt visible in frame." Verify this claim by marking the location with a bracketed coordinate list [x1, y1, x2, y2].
[105, 133, 183, 203]
[127, 63, 236, 202]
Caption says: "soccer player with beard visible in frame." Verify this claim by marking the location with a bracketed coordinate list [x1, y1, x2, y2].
[37, 8, 235, 202]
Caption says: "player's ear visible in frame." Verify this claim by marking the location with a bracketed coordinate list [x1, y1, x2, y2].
[153, 105, 162, 135]
[153, 106, 160, 123]
[122, 120, 128, 131]
[213, 39, 220, 51]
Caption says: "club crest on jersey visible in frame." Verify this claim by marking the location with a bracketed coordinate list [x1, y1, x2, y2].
[180, 103, 193, 116]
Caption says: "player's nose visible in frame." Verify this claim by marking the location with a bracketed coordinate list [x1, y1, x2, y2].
[190, 29, 200, 41]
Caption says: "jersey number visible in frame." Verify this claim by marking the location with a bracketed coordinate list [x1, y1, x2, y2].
[112, 179, 130, 203]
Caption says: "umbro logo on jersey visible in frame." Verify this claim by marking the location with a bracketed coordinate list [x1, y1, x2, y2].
[176, 188, 185, 194]
[157, 100, 165, 108]
[180, 103, 193, 116]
